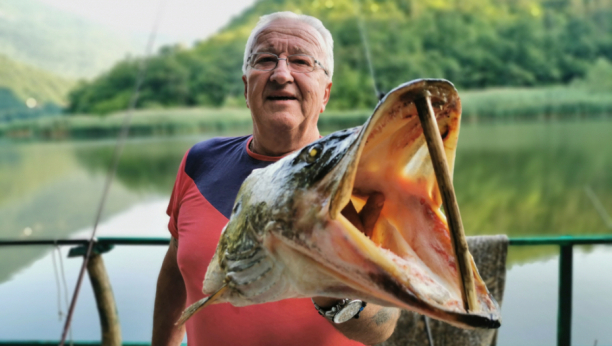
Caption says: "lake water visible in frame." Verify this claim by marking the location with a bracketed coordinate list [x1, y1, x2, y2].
[0, 119, 611, 345]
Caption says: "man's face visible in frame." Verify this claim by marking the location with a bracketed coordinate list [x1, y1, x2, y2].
[243, 19, 332, 133]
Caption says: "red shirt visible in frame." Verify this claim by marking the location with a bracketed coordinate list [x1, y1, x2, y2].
[167, 136, 363, 346]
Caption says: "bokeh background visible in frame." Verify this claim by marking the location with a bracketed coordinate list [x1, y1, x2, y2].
[0, 0, 611, 345]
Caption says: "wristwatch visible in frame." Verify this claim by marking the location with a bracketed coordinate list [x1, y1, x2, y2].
[312, 298, 367, 324]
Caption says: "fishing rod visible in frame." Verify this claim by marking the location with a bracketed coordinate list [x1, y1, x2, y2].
[584, 185, 612, 229]
[353, 0, 385, 101]
[58, 2, 167, 344]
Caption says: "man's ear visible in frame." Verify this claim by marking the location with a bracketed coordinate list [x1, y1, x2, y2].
[242, 75, 250, 109]
[319, 81, 332, 113]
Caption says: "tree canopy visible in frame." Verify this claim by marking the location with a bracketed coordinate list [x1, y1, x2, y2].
[67, 0, 612, 114]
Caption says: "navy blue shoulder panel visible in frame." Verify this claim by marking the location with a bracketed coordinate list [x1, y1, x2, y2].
[184, 136, 273, 219]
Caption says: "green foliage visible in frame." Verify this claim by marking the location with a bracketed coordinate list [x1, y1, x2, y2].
[67, 0, 612, 114]
[0, 55, 70, 122]
[0, 54, 74, 105]
[0, 89, 24, 111]
[573, 57, 612, 91]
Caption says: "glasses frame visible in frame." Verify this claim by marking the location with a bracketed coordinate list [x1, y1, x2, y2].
[248, 52, 329, 77]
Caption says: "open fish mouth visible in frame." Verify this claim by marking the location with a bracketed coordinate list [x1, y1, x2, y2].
[178, 79, 501, 329]
[316, 79, 501, 328]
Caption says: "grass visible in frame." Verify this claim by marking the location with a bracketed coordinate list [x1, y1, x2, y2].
[460, 86, 612, 122]
[1, 85, 611, 140]
[0, 108, 254, 140]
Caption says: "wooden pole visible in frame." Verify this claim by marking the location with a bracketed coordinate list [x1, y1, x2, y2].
[414, 95, 478, 312]
[87, 253, 122, 346]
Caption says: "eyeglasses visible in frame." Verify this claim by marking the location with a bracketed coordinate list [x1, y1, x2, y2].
[248, 52, 329, 76]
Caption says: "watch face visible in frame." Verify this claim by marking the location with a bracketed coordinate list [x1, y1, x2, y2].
[333, 300, 363, 324]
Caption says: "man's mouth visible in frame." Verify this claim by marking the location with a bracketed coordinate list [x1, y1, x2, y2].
[267, 96, 298, 101]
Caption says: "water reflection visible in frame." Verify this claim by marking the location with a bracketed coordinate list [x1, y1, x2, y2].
[0, 199, 170, 341]
[498, 245, 612, 346]
[69, 122, 612, 242]
[73, 137, 201, 195]
[1, 121, 611, 283]
[457, 121, 612, 236]
[0, 138, 199, 284]
[0, 120, 611, 344]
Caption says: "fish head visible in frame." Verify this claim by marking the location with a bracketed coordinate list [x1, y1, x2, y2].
[198, 79, 501, 330]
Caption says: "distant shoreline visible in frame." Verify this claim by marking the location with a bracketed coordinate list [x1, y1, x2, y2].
[2, 86, 611, 141]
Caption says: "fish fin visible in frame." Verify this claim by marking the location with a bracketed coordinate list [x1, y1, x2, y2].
[175, 284, 228, 326]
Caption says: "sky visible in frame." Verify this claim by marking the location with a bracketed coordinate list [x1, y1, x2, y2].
[38, 0, 258, 47]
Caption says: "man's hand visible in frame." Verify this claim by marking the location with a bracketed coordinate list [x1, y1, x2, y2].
[311, 193, 400, 345]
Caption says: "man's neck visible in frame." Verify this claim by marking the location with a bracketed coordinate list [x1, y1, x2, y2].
[250, 126, 320, 157]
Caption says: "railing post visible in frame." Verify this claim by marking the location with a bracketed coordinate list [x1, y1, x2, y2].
[87, 253, 122, 346]
[557, 244, 573, 346]
[69, 243, 121, 346]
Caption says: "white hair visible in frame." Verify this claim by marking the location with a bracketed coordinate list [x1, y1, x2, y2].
[242, 11, 334, 79]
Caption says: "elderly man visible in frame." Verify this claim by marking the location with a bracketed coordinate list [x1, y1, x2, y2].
[152, 12, 399, 346]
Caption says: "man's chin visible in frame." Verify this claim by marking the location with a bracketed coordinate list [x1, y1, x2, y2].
[264, 100, 301, 112]
[258, 109, 307, 130]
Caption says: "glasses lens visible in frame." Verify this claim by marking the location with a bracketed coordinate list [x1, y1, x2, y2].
[251, 53, 278, 71]
[288, 55, 315, 73]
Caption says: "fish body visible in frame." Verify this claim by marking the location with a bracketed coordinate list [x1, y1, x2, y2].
[179, 79, 501, 329]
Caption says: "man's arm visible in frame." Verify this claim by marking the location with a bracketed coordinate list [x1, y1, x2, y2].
[152, 237, 187, 346]
[312, 297, 400, 345]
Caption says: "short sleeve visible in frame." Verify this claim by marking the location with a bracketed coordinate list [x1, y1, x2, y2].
[166, 149, 190, 239]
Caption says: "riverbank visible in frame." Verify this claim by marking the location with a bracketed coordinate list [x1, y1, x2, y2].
[1, 85, 610, 140]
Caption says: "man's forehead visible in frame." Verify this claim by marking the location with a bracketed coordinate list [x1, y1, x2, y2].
[252, 19, 323, 56]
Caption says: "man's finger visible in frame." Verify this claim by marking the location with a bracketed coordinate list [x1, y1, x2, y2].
[359, 192, 385, 237]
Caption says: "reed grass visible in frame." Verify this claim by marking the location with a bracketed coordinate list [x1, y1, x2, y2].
[460, 86, 612, 121]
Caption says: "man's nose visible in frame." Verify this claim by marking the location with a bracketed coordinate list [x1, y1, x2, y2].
[270, 59, 294, 84]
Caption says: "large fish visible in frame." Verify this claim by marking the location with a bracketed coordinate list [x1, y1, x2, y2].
[178, 79, 501, 329]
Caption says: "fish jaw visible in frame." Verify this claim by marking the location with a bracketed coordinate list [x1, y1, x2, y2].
[277, 200, 500, 329]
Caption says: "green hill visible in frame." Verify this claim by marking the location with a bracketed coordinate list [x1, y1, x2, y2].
[0, 54, 74, 105]
[0, 54, 75, 122]
[0, 0, 140, 79]
[67, 0, 612, 114]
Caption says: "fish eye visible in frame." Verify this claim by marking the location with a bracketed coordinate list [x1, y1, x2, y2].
[309, 147, 318, 158]
[304, 144, 322, 163]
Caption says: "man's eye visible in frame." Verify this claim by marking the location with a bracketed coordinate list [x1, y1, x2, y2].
[291, 57, 312, 66]
[256, 57, 276, 63]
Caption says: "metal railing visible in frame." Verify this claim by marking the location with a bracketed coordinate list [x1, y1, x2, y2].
[1, 235, 612, 346]
[509, 235, 612, 346]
